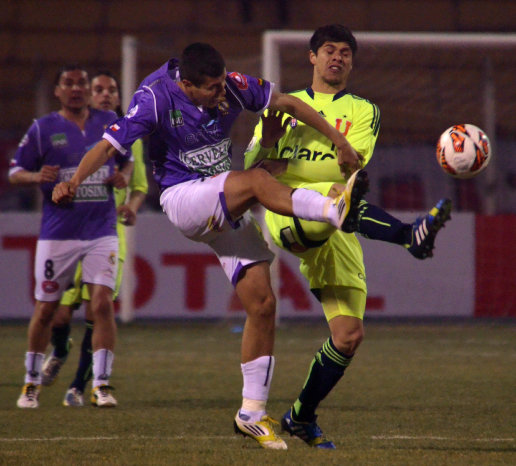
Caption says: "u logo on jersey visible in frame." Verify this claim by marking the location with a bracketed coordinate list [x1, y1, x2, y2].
[336, 118, 352, 136]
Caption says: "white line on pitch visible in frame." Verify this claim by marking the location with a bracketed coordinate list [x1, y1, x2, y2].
[371, 435, 514, 442]
[0, 436, 239, 442]
[0, 435, 513, 443]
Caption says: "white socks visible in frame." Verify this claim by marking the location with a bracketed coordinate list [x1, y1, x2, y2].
[92, 349, 114, 388]
[239, 355, 275, 422]
[291, 188, 340, 228]
[24, 352, 45, 384]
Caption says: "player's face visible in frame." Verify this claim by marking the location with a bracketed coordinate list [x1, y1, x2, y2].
[310, 41, 353, 87]
[189, 73, 227, 108]
[91, 75, 120, 112]
[54, 70, 90, 111]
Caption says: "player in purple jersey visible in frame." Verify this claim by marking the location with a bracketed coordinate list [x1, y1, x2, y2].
[9, 64, 131, 409]
[52, 43, 369, 449]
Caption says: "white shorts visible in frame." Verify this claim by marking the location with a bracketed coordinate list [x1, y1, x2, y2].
[160, 173, 274, 285]
[34, 236, 119, 302]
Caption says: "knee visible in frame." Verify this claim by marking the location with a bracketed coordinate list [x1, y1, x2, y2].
[91, 288, 114, 318]
[248, 167, 275, 194]
[35, 304, 56, 327]
[246, 292, 276, 321]
[331, 326, 364, 355]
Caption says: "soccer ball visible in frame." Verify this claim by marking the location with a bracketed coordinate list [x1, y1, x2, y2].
[436, 124, 491, 179]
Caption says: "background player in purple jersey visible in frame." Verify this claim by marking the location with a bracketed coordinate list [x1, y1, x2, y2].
[40, 70, 148, 408]
[9, 64, 131, 409]
[52, 43, 368, 449]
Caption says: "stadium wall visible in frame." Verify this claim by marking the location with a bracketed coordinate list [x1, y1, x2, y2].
[0, 212, 514, 320]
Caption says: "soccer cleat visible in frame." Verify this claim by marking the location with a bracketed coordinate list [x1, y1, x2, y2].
[63, 387, 84, 407]
[91, 385, 117, 408]
[281, 408, 336, 449]
[335, 169, 370, 233]
[17, 383, 41, 409]
[406, 198, 452, 259]
[41, 355, 66, 386]
[233, 411, 288, 450]
[41, 338, 73, 386]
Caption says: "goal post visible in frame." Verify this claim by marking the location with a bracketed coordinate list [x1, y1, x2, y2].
[119, 36, 138, 324]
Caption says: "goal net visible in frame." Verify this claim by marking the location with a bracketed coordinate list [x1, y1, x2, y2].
[262, 31, 516, 215]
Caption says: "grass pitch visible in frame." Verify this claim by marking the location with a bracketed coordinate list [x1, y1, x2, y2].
[0, 320, 514, 465]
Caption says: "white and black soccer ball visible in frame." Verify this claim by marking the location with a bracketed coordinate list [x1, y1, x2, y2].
[436, 124, 491, 179]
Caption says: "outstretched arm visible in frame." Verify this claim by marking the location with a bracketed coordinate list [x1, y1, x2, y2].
[268, 92, 363, 174]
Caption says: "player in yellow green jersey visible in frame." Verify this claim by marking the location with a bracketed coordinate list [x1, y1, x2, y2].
[41, 71, 148, 407]
[245, 24, 451, 448]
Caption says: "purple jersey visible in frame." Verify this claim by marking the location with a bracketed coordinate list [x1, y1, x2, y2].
[103, 59, 273, 192]
[10, 109, 129, 240]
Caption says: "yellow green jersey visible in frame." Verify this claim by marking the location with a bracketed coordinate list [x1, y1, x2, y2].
[244, 88, 380, 292]
[114, 138, 148, 262]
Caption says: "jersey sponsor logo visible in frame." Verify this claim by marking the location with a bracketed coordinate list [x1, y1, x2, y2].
[9, 158, 17, 168]
[257, 78, 265, 87]
[109, 251, 116, 265]
[126, 104, 138, 119]
[290, 118, 298, 128]
[60, 166, 111, 202]
[18, 133, 29, 147]
[169, 109, 184, 127]
[50, 133, 68, 148]
[279, 145, 336, 161]
[228, 72, 248, 90]
[179, 138, 232, 176]
[42, 280, 59, 293]
[109, 123, 120, 132]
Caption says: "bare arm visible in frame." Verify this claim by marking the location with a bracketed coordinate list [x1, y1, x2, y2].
[52, 139, 118, 204]
[9, 165, 59, 186]
[268, 92, 362, 174]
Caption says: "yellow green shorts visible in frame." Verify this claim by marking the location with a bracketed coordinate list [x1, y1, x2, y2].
[320, 285, 366, 322]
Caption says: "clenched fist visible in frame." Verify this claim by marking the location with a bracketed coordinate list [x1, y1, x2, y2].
[52, 181, 76, 204]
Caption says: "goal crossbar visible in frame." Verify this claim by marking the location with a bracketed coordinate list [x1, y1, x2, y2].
[263, 31, 516, 85]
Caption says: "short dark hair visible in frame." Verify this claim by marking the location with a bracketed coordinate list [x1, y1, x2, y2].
[54, 63, 88, 86]
[310, 24, 357, 56]
[91, 70, 123, 116]
[91, 69, 119, 86]
[179, 43, 225, 87]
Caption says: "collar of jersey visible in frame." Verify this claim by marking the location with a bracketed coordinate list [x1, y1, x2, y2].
[305, 87, 348, 101]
